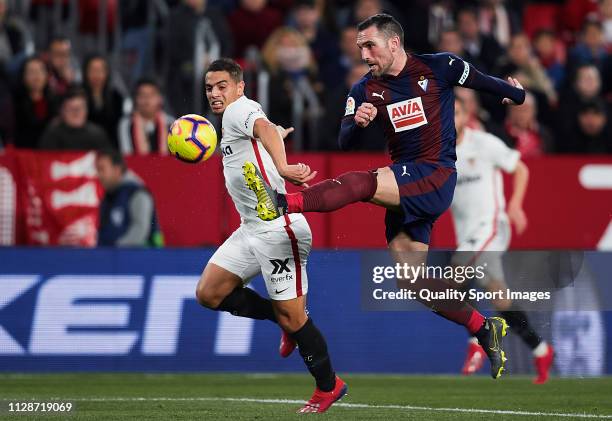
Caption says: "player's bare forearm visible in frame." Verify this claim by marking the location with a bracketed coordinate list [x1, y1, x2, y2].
[509, 160, 529, 209]
[254, 118, 317, 186]
[254, 118, 289, 173]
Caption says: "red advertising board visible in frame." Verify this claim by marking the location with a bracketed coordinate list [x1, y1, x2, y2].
[0, 150, 610, 249]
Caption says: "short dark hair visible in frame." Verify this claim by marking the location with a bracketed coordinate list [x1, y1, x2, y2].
[457, 6, 478, 19]
[357, 14, 404, 46]
[134, 77, 161, 97]
[48, 35, 70, 49]
[61, 86, 87, 104]
[206, 58, 243, 83]
[533, 28, 556, 41]
[97, 148, 126, 171]
[579, 99, 606, 115]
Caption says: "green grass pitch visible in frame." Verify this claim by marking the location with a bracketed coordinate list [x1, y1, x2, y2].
[1, 373, 611, 420]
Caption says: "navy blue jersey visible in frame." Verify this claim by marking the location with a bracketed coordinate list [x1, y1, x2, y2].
[339, 53, 525, 167]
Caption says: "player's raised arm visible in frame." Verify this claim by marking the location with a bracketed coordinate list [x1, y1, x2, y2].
[253, 118, 317, 187]
[445, 54, 526, 105]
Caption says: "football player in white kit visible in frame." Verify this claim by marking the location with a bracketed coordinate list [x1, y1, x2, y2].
[195, 58, 347, 413]
[452, 93, 554, 384]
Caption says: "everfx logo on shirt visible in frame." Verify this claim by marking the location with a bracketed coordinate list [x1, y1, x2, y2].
[386, 97, 428, 132]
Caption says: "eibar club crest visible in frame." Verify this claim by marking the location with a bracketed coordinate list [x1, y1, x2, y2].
[418, 76, 428, 92]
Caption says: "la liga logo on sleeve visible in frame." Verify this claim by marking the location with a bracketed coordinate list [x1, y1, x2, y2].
[344, 97, 356, 116]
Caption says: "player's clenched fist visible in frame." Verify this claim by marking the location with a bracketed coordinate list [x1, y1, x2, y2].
[354, 102, 377, 127]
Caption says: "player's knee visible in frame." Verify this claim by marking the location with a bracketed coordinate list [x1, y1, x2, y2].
[275, 309, 307, 333]
[389, 231, 428, 253]
[195, 279, 223, 309]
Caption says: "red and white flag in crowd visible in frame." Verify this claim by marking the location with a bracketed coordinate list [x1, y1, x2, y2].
[15, 151, 102, 247]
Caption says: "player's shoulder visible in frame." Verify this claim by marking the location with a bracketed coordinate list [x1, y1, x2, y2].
[225, 95, 261, 116]
[412, 52, 460, 66]
[357, 71, 372, 85]
[350, 72, 371, 93]
[223, 96, 264, 123]
[411, 52, 468, 82]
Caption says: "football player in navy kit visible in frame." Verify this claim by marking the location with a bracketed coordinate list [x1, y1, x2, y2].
[244, 14, 526, 379]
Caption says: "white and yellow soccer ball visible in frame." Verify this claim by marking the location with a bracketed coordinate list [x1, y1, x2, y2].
[167, 114, 217, 163]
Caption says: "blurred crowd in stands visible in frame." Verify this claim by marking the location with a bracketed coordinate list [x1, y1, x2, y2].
[0, 0, 611, 156]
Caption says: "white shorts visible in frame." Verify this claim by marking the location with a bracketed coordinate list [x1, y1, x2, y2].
[208, 217, 312, 300]
[453, 219, 511, 287]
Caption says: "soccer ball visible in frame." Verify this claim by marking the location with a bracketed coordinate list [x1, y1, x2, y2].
[167, 114, 217, 163]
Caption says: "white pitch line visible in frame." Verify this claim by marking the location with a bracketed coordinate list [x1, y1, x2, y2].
[57, 396, 612, 419]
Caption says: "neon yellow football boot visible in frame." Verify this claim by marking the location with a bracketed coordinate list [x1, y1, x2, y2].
[477, 316, 509, 379]
[242, 161, 282, 221]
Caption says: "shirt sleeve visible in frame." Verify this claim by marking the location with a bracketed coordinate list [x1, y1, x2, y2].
[482, 133, 520, 173]
[226, 99, 268, 138]
[338, 82, 367, 150]
[442, 53, 525, 104]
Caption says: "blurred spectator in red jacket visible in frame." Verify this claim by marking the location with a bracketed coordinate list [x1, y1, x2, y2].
[502, 92, 552, 157]
[13, 56, 58, 149]
[229, 0, 283, 59]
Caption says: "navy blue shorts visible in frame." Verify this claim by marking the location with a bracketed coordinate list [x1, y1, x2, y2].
[384, 162, 457, 245]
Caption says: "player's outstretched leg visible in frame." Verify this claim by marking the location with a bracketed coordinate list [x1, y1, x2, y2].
[400, 279, 508, 379]
[473, 317, 509, 379]
[500, 308, 554, 384]
[243, 161, 377, 221]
